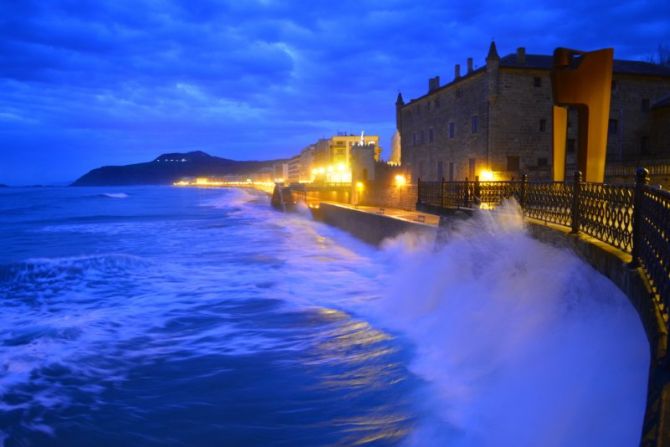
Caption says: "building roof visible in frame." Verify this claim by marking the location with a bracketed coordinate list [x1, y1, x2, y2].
[401, 50, 670, 108]
[499, 53, 670, 77]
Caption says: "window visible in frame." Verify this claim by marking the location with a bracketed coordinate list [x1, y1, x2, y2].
[437, 161, 444, 180]
[428, 128, 434, 143]
[420, 130, 425, 144]
[537, 157, 548, 167]
[435, 97, 441, 108]
[567, 138, 576, 153]
[641, 136, 649, 155]
[448, 122, 455, 138]
[448, 162, 454, 181]
[468, 158, 476, 179]
[471, 116, 479, 134]
[412, 133, 417, 146]
[608, 119, 618, 135]
[642, 98, 650, 112]
[419, 161, 425, 178]
[507, 156, 520, 172]
[533, 77, 542, 87]
[539, 119, 546, 132]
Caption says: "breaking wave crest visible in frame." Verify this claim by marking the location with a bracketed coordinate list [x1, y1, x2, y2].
[367, 200, 649, 447]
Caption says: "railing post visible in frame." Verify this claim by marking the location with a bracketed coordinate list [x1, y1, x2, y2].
[474, 175, 481, 206]
[440, 177, 445, 208]
[520, 173, 528, 209]
[571, 170, 582, 234]
[416, 177, 422, 207]
[463, 177, 470, 208]
[629, 167, 649, 268]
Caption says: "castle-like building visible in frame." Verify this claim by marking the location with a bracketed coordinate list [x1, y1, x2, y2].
[396, 42, 670, 182]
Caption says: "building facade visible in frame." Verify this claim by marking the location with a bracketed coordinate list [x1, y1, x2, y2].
[397, 42, 670, 182]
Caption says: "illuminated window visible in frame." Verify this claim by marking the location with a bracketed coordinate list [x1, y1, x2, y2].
[533, 77, 542, 87]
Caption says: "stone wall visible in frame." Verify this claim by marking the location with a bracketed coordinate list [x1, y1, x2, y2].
[358, 184, 417, 211]
[400, 72, 489, 182]
[314, 202, 436, 245]
[490, 68, 553, 177]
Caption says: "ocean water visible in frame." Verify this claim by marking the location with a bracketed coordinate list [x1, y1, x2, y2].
[0, 186, 650, 446]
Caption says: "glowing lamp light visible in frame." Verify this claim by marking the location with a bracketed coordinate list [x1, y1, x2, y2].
[355, 181, 365, 191]
[479, 169, 495, 181]
[336, 163, 346, 172]
[394, 174, 407, 187]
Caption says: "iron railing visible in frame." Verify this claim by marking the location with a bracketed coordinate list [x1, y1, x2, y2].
[418, 168, 669, 317]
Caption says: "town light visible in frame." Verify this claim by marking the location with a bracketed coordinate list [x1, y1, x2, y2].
[394, 174, 407, 187]
[355, 181, 365, 191]
[479, 169, 495, 181]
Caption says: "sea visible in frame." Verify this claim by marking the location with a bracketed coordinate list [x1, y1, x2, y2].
[0, 186, 651, 446]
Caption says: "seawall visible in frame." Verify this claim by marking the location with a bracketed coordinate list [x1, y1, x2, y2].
[313, 202, 437, 246]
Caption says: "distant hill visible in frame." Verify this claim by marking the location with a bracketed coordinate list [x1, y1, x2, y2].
[72, 151, 283, 186]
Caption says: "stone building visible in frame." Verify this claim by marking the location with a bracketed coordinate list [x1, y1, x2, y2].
[396, 42, 670, 181]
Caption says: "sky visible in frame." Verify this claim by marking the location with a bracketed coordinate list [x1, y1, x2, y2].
[1, 0, 669, 184]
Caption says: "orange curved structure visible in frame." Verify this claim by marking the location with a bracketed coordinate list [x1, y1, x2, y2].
[551, 48, 614, 183]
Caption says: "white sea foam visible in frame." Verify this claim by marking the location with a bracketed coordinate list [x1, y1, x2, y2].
[358, 201, 649, 447]
[199, 187, 264, 209]
[101, 192, 128, 199]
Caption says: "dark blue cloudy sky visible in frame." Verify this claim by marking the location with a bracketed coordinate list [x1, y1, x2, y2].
[1, 0, 669, 184]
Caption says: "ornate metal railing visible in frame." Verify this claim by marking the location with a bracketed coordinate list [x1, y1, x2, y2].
[637, 184, 670, 311]
[578, 182, 634, 252]
[524, 182, 573, 227]
[417, 169, 667, 311]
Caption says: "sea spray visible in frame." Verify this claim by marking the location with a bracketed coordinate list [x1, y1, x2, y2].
[368, 200, 649, 447]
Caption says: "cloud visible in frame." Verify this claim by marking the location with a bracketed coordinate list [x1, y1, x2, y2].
[0, 0, 668, 183]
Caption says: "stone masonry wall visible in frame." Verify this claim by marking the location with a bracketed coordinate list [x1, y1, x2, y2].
[400, 72, 489, 182]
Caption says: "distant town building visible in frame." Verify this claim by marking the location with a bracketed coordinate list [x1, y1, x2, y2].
[287, 155, 301, 183]
[396, 42, 670, 181]
[296, 133, 382, 184]
[273, 162, 289, 183]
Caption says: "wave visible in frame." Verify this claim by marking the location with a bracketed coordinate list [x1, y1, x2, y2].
[100, 193, 128, 199]
[199, 188, 267, 210]
[364, 200, 649, 447]
[0, 254, 153, 285]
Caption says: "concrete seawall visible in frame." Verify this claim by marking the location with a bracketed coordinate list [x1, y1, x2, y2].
[314, 202, 437, 246]
[309, 200, 669, 446]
